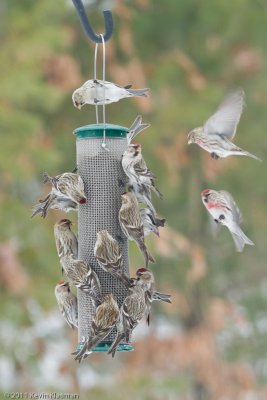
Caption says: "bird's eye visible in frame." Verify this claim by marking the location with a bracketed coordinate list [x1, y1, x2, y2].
[204, 198, 208, 203]
[219, 214, 225, 220]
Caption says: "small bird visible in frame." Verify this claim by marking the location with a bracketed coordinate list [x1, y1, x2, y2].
[73, 293, 119, 362]
[94, 230, 131, 287]
[54, 219, 78, 260]
[107, 281, 146, 357]
[140, 208, 165, 237]
[60, 254, 101, 301]
[43, 172, 87, 205]
[119, 192, 155, 267]
[128, 182, 156, 215]
[72, 79, 149, 108]
[135, 268, 154, 325]
[55, 281, 78, 329]
[31, 194, 77, 218]
[122, 144, 162, 199]
[127, 115, 150, 144]
[201, 189, 254, 252]
[188, 89, 261, 160]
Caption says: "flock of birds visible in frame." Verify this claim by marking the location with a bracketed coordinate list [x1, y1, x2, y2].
[32, 79, 260, 362]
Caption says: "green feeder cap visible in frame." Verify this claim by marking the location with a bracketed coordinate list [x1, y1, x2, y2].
[76, 341, 134, 353]
[74, 123, 128, 139]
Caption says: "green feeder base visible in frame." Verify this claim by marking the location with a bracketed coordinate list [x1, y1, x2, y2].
[76, 341, 134, 353]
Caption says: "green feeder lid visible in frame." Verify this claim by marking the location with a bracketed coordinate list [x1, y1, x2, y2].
[76, 341, 134, 353]
[74, 123, 128, 139]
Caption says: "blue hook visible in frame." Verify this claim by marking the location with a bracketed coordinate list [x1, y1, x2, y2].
[72, 0, 114, 43]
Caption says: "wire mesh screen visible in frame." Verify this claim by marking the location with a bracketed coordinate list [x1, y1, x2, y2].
[76, 135, 129, 344]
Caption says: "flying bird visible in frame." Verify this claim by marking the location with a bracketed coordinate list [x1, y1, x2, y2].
[188, 89, 261, 160]
[201, 189, 254, 252]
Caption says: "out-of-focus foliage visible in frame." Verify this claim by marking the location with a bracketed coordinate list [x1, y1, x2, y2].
[1, 0, 267, 399]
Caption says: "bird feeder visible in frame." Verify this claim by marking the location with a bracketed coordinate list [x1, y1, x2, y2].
[74, 124, 133, 352]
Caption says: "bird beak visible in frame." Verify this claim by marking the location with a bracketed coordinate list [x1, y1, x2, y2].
[77, 104, 82, 110]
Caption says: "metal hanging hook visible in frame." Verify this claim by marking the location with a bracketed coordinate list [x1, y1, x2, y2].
[72, 0, 114, 43]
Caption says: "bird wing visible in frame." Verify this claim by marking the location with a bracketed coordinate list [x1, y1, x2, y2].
[133, 162, 155, 179]
[219, 190, 243, 225]
[203, 88, 245, 139]
[120, 215, 144, 241]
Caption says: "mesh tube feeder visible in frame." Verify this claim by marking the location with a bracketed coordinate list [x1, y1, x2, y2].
[75, 123, 133, 353]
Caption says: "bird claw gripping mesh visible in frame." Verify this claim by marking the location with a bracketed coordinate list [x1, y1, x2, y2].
[75, 124, 133, 352]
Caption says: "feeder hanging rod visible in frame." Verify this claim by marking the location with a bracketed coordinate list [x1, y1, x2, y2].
[72, 0, 114, 43]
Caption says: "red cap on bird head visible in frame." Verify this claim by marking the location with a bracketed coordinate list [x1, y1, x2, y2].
[136, 267, 148, 276]
[201, 189, 211, 196]
[130, 143, 141, 151]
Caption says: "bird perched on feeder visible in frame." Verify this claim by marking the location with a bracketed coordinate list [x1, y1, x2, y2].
[107, 280, 146, 358]
[140, 208, 165, 237]
[128, 182, 156, 216]
[31, 194, 78, 218]
[122, 144, 162, 199]
[201, 189, 254, 252]
[72, 79, 149, 108]
[43, 172, 87, 205]
[73, 293, 120, 362]
[119, 192, 155, 267]
[94, 230, 131, 287]
[55, 281, 78, 329]
[134, 267, 171, 325]
[127, 115, 150, 144]
[32, 172, 86, 218]
[54, 219, 78, 260]
[187, 88, 261, 161]
[60, 254, 101, 301]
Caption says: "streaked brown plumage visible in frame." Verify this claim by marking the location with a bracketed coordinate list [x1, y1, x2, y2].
[55, 281, 78, 329]
[60, 254, 101, 301]
[119, 192, 155, 267]
[73, 293, 119, 362]
[94, 230, 131, 287]
[43, 171, 87, 205]
[54, 219, 78, 259]
[108, 282, 146, 357]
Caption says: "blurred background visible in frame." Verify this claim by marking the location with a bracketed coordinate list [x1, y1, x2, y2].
[1, 0, 267, 399]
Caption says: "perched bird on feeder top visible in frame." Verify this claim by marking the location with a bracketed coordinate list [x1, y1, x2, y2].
[107, 279, 147, 358]
[201, 189, 254, 252]
[119, 192, 155, 267]
[187, 88, 261, 161]
[54, 219, 78, 260]
[55, 281, 78, 329]
[72, 79, 149, 108]
[31, 194, 78, 218]
[127, 115, 150, 144]
[94, 230, 132, 287]
[60, 254, 102, 302]
[122, 144, 162, 199]
[43, 172, 87, 205]
[73, 293, 120, 362]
